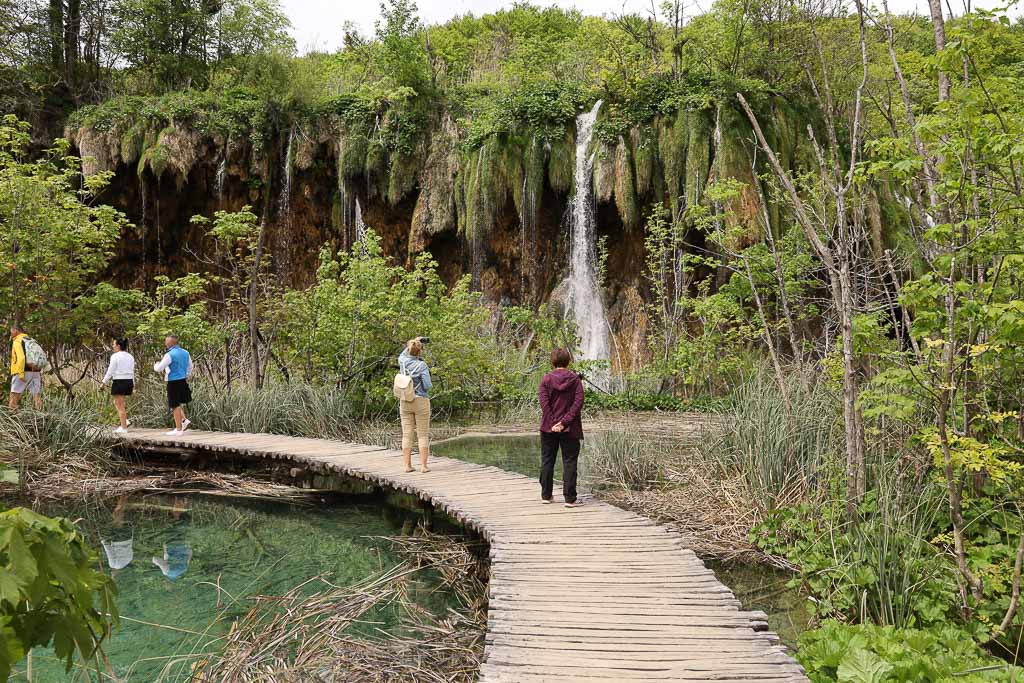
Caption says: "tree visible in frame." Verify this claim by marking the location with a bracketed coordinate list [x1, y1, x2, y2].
[0, 116, 135, 396]
[110, 0, 293, 92]
[375, 0, 429, 93]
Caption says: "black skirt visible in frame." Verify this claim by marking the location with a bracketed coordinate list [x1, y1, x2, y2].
[166, 379, 192, 408]
[110, 379, 134, 396]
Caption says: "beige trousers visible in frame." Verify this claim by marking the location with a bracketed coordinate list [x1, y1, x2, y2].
[399, 396, 431, 452]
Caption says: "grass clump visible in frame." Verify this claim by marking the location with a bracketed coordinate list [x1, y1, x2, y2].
[583, 430, 664, 492]
[700, 373, 843, 511]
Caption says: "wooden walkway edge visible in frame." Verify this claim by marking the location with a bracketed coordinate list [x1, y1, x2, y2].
[118, 428, 808, 682]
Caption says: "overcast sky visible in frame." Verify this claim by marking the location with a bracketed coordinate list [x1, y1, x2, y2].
[280, 0, 1018, 53]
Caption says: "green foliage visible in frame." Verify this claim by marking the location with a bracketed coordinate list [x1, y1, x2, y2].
[69, 89, 277, 151]
[375, 0, 430, 94]
[797, 621, 1016, 682]
[753, 488, 954, 629]
[0, 507, 118, 680]
[0, 116, 139, 377]
[110, 0, 295, 93]
[277, 230, 506, 410]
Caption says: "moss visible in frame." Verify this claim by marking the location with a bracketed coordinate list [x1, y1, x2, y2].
[410, 118, 460, 249]
[714, 104, 762, 248]
[119, 121, 148, 165]
[138, 142, 170, 181]
[364, 140, 388, 200]
[594, 141, 615, 203]
[614, 137, 639, 230]
[513, 135, 545, 224]
[387, 150, 420, 206]
[657, 110, 689, 217]
[335, 129, 368, 181]
[631, 126, 655, 198]
[684, 110, 713, 210]
[458, 134, 525, 243]
[547, 128, 574, 194]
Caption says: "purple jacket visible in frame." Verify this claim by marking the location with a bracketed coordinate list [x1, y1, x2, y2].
[539, 369, 584, 440]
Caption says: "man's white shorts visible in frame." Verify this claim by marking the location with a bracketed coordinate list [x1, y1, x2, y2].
[11, 372, 41, 395]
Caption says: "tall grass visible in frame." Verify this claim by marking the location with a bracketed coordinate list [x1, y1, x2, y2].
[851, 461, 950, 628]
[71, 378, 364, 439]
[582, 430, 665, 491]
[700, 372, 843, 511]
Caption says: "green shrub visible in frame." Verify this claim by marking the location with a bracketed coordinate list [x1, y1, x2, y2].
[797, 621, 1016, 682]
[0, 508, 119, 680]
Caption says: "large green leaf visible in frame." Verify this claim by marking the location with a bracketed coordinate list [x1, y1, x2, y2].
[837, 648, 893, 683]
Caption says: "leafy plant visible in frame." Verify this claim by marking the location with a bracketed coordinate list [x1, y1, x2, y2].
[0, 508, 118, 680]
[797, 621, 1016, 683]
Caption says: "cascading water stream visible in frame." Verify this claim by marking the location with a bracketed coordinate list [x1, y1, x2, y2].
[279, 128, 295, 221]
[562, 100, 611, 377]
[354, 198, 368, 254]
[215, 158, 226, 205]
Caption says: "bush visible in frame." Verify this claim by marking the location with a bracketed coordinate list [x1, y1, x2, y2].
[797, 621, 1016, 682]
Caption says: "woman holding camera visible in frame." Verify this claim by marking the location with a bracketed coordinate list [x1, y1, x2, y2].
[398, 337, 433, 473]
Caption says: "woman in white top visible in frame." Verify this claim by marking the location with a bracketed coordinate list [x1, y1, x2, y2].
[101, 338, 135, 433]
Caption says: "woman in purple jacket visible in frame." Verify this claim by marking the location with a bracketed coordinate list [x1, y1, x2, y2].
[538, 348, 584, 507]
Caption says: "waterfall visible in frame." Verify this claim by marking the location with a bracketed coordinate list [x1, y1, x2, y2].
[520, 137, 539, 303]
[562, 100, 610, 371]
[279, 128, 295, 221]
[336, 137, 355, 247]
[215, 158, 226, 205]
[354, 198, 368, 253]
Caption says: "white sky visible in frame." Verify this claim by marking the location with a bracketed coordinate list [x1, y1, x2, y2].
[281, 0, 1019, 54]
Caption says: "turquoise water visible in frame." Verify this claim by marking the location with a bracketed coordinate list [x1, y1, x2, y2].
[434, 434, 547, 478]
[13, 495, 452, 682]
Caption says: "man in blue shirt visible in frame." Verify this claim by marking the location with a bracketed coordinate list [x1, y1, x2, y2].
[153, 335, 193, 436]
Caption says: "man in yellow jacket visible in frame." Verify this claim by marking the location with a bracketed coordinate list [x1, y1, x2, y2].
[9, 324, 42, 410]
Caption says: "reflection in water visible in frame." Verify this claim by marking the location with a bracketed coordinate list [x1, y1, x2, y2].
[153, 542, 192, 579]
[14, 494, 456, 682]
[101, 537, 134, 569]
[101, 496, 133, 569]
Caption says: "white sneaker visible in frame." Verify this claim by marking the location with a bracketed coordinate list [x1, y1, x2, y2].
[181, 418, 191, 431]
[113, 427, 127, 435]
[165, 429, 182, 436]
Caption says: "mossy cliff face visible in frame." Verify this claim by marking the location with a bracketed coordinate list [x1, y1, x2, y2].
[66, 98, 805, 370]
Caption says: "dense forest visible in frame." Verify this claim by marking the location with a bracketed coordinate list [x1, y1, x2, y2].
[1, 0, 1024, 678]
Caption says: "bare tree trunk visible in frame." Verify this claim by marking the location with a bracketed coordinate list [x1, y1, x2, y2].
[992, 525, 1024, 639]
[737, 92, 867, 520]
[937, 256, 983, 601]
[743, 255, 792, 413]
[752, 163, 801, 362]
[928, 0, 951, 102]
[64, 0, 81, 88]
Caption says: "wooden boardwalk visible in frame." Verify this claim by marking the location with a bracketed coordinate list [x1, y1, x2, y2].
[121, 428, 807, 682]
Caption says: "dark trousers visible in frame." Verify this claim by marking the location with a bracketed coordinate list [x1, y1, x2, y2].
[540, 431, 581, 503]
